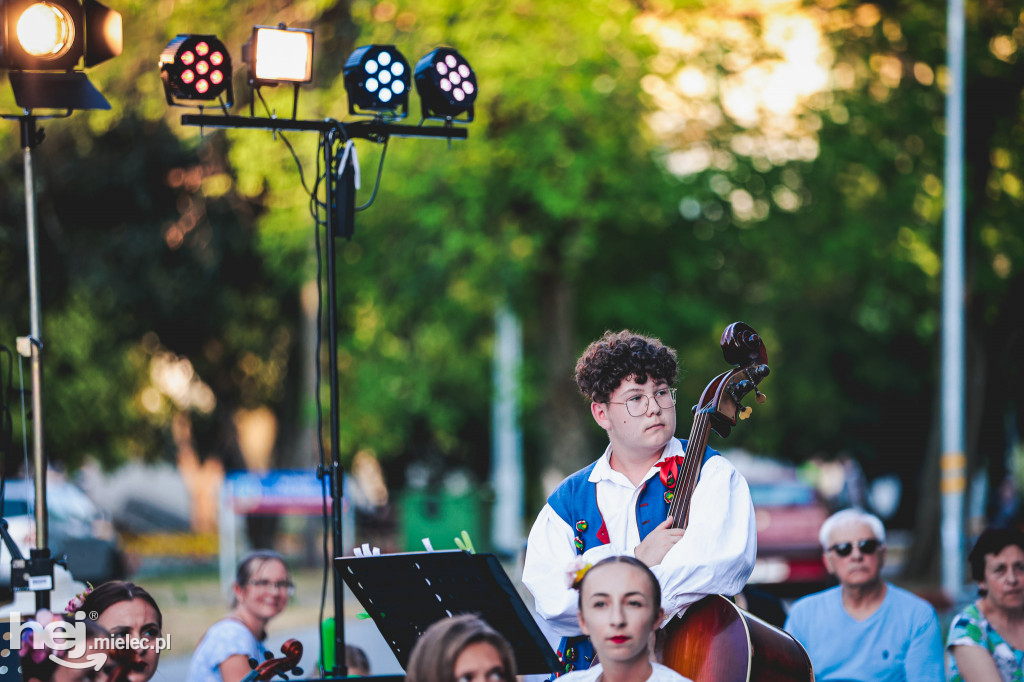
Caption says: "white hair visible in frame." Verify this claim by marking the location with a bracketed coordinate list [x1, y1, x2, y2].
[819, 508, 886, 549]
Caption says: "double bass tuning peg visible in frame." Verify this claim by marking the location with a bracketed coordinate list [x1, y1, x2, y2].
[755, 389, 766, 404]
[738, 405, 753, 420]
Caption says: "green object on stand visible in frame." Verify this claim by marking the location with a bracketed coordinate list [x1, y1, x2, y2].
[321, 617, 336, 672]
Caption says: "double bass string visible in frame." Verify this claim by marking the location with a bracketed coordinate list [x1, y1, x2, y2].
[668, 407, 711, 530]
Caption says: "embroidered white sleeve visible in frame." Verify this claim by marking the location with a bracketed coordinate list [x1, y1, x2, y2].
[650, 456, 757, 623]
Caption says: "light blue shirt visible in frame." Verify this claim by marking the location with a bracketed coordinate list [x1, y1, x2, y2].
[187, 618, 266, 682]
[784, 583, 943, 681]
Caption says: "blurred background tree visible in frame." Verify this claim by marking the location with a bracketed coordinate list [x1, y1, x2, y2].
[1, 0, 1022, 578]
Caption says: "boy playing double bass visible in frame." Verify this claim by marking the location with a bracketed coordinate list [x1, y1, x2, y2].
[522, 329, 757, 673]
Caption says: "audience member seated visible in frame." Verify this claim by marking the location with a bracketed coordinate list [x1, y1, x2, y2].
[346, 644, 371, 676]
[784, 508, 943, 680]
[948, 526, 1024, 681]
[188, 549, 294, 682]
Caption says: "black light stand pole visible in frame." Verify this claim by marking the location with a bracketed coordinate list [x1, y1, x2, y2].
[323, 123, 347, 679]
[18, 114, 52, 613]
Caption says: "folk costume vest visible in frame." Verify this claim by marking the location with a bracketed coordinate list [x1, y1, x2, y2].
[545, 438, 719, 675]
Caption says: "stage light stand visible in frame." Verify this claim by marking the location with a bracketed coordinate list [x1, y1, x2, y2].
[2, 113, 55, 612]
[179, 112, 466, 679]
[2, 0, 121, 611]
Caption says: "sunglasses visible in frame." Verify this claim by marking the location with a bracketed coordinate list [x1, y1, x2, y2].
[828, 539, 882, 557]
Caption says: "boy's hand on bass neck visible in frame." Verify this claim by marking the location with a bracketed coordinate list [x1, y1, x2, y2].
[635, 516, 685, 567]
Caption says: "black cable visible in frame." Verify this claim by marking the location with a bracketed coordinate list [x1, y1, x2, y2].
[256, 89, 314, 198]
[0, 344, 14, 520]
[355, 138, 389, 212]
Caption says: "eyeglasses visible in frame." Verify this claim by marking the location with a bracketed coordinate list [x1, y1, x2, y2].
[248, 579, 295, 595]
[607, 388, 677, 417]
[828, 539, 882, 557]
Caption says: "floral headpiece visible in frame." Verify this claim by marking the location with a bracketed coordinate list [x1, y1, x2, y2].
[64, 583, 93, 616]
[565, 557, 592, 590]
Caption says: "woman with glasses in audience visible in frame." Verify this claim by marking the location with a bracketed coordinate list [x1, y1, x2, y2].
[948, 526, 1024, 681]
[784, 508, 943, 681]
[188, 549, 294, 682]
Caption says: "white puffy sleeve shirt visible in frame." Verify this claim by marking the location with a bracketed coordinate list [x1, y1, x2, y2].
[522, 439, 757, 636]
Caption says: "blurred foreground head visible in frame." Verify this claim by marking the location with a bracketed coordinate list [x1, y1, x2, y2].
[405, 614, 516, 682]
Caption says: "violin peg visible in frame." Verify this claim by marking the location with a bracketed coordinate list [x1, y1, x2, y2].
[755, 390, 766, 404]
[739, 406, 752, 420]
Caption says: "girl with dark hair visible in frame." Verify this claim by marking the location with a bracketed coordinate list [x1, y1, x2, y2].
[563, 556, 690, 682]
[188, 550, 293, 682]
[405, 614, 516, 682]
[948, 526, 1024, 681]
[78, 581, 163, 682]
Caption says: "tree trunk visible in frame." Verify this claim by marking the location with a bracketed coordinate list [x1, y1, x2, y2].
[537, 274, 593, 490]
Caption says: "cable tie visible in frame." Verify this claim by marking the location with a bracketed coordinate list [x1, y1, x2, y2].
[337, 141, 362, 190]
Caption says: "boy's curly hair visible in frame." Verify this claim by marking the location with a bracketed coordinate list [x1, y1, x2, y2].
[574, 330, 678, 403]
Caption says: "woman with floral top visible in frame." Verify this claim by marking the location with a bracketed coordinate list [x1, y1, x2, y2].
[948, 527, 1024, 681]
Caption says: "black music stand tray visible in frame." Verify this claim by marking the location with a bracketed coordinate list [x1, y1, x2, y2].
[336, 551, 560, 676]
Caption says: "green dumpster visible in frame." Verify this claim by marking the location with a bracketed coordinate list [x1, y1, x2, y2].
[399, 487, 492, 553]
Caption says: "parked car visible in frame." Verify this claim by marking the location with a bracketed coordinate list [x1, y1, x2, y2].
[728, 451, 832, 595]
[0, 477, 125, 595]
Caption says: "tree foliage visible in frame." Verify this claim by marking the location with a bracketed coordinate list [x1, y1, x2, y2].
[1, 0, 1022, 579]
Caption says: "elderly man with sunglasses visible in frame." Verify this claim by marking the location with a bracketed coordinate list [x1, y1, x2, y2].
[784, 508, 943, 681]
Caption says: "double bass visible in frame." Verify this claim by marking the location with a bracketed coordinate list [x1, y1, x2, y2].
[660, 322, 814, 681]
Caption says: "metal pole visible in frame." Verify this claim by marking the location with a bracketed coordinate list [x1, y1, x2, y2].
[941, 0, 966, 602]
[21, 116, 52, 613]
[325, 126, 348, 678]
[491, 305, 523, 556]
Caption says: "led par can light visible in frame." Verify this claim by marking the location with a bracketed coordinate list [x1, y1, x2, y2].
[343, 44, 410, 116]
[159, 34, 233, 106]
[414, 47, 477, 121]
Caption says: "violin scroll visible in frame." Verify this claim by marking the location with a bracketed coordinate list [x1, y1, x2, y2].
[244, 639, 304, 682]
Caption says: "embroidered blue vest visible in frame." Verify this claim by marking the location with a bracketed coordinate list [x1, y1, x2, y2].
[544, 438, 719, 675]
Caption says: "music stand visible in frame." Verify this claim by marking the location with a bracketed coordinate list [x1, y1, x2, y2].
[336, 551, 560, 676]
